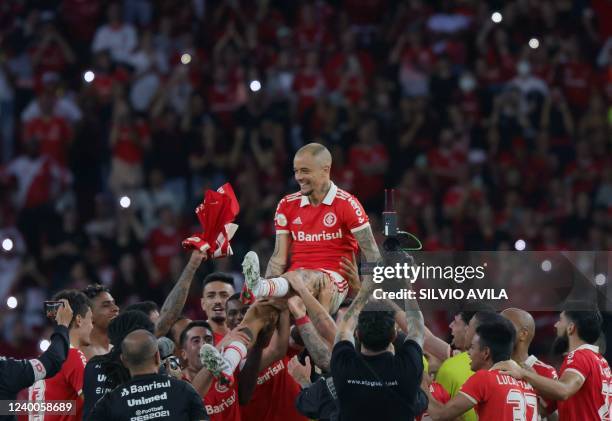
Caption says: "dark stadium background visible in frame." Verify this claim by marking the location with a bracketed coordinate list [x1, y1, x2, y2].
[0, 0, 610, 366]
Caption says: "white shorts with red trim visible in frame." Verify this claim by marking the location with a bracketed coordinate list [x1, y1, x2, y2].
[318, 269, 349, 315]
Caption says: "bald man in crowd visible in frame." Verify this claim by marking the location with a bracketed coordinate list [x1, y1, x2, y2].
[501, 308, 559, 420]
[200, 142, 383, 387]
[89, 329, 207, 420]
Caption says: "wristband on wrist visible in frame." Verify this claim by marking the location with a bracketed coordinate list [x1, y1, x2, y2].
[295, 315, 311, 326]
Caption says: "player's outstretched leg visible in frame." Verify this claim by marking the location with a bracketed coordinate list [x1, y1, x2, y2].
[241, 251, 289, 303]
[202, 299, 280, 386]
[199, 344, 234, 386]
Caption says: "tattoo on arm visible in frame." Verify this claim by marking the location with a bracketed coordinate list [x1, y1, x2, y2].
[265, 234, 289, 277]
[403, 291, 425, 347]
[298, 322, 332, 371]
[154, 253, 202, 337]
[353, 226, 382, 266]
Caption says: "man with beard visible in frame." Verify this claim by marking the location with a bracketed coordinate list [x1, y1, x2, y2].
[501, 308, 559, 419]
[427, 317, 539, 421]
[201, 273, 235, 343]
[81, 284, 119, 360]
[496, 302, 612, 421]
[28, 290, 93, 421]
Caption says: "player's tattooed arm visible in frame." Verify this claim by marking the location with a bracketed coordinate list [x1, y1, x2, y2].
[288, 296, 332, 371]
[403, 295, 425, 348]
[154, 251, 206, 337]
[353, 225, 382, 269]
[298, 322, 332, 371]
[265, 233, 290, 277]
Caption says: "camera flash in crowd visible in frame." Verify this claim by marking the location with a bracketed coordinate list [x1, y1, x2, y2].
[181, 53, 192, 65]
[119, 196, 131, 209]
[249, 80, 262, 92]
[39, 340, 50, 352]
[514, 239, 526, 251]
[541, 260, 552, 272]
[529, 38, 540, 49]
[595, 273, 606, 286]
[6, 296, 17, 310]
[1, 238, 13, 252]
[83, 70, 95, 83]
[491, 12, 502, 23]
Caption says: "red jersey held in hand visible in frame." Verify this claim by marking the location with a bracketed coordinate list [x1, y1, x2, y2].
[274, 182, 370, 276]
[557, 344, 612, 421]
[459, 369, 539, 421]
[28, 347, 87, 421]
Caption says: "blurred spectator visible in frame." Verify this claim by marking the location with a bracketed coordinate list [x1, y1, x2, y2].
[91, 3, 138, 64]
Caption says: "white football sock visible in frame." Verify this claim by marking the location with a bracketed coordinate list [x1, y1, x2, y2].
[254, 277, 289, 297]
[222, 341, 248, 376]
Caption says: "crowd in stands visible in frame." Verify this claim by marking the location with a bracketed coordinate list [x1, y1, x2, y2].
[0, 0, 610, 357]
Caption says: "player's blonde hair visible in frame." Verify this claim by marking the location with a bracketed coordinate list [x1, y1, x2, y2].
[295, 142, 332, 168]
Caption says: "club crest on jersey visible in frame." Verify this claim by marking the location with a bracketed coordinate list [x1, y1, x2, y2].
[275, 213, 287, 227]
[323, 212, 337, 227]
[215, 382, 229, 393]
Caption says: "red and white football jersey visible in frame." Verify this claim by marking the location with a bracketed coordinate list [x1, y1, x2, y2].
[459, 369, 539, 421]
[204, 377, 241, 421]
[524, 355, 559, 414]
[240, 354, 307, 421]
[28, 347, 87, 421]
[557, 344, 612, 421]
[274, 182, 370, 287]
[418, 382, 450, 421]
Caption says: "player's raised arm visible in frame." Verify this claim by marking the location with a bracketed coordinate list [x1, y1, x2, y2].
[155, 251, 207, 337]
[265, 232, 290, 277]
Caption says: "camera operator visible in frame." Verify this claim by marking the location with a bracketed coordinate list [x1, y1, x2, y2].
[0, 299, 72, 420]
[88, 329, 207, 420]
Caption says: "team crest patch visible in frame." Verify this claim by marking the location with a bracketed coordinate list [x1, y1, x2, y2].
[215, 382, 229, 393]
[323, 212, 337, 227]
[275, 213, 287, 227]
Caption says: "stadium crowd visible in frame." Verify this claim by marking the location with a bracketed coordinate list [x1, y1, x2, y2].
[0, 0, 610, 384]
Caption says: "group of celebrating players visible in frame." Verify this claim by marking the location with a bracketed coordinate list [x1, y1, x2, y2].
[16, 143, 612, 420]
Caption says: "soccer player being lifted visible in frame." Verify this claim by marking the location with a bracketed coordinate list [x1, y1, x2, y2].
[200, 142, 382, 385]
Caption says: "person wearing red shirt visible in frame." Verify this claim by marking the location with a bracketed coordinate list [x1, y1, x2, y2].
[496, 303, 612, 421]
[28, 289, 93, 421]
[348, 120, 389, 204]
[143, 206, 186, 285]
[427, 316, 539, 421]
[23, 95, 72, 167]
[228, 297, 306, 421]
[199, 143, 381, 387]
[201, 273, 235, 343]
[502, 308, 559, 419]
[180, 321, 242, 421]
[417, 382, 451, 421]
[292, 52, 325, 116]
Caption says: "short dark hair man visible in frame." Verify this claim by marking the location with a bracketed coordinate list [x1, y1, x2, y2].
[28, 290, 93, 421]
[124, 301, 160, 323]
[81, 284, 119, 360]
[0, 300, 72, 421]
[426, 316, 540, 420]
[201, 272, 235, 342]
[331, 294, 426, 421]
[89, 329, 207, 421]
[496, 303, 612, 421]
